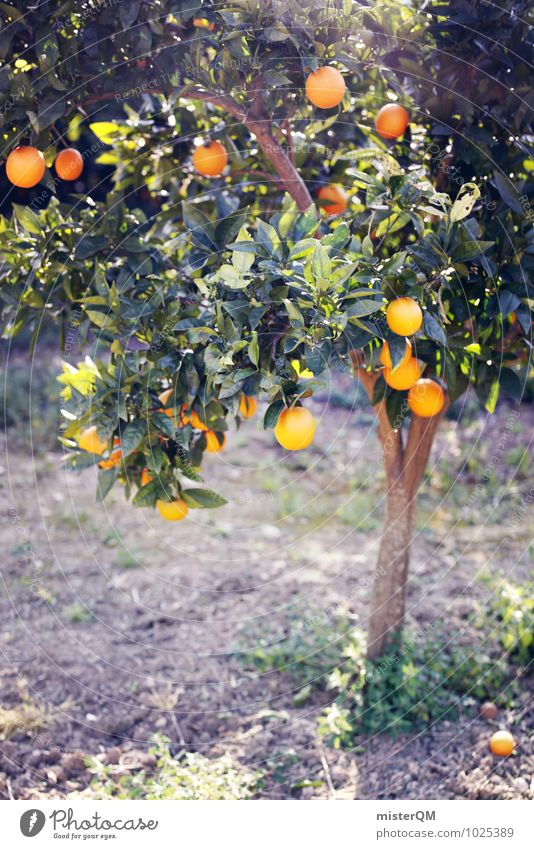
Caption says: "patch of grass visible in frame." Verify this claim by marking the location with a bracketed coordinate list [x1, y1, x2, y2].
[0, 681, 51, 740]
[63, 603, 93, 624]
[480, 578, 534, 666]
[82, 735, 259, 800]
[0, 360, 60, 451]
[114, 545, 141, 569]
[335, 492, 381, 531]
[239, 616, 355, 701]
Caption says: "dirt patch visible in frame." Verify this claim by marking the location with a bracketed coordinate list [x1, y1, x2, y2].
[0, 394, 532, 799]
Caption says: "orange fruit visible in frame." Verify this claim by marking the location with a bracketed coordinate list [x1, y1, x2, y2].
[190, 410, 208, 431]
[239, 395, 257, 418]
[140, 468, 153, 486]
[274, 406, 316, 451]
[305, 66, 346, 109]
[408, 379, 446, 418]
[78, 426, 108, 455]
[375, 103, 410, 139]
[317, 184, 348, 216]
[386, 297, 423, 336]
[55, 148, 84, 181]
[156, 498, 189, 521]
[379, 339, 412, 370]
[6, 146, 46, 188]
[489, 730, 515, 757]
[193, 17, 216, 31]
[158, 389, 176, 419]
[192, 141, 228, 177]
[383, 358, 422, 390]
[205, 430, 226, 452]
[98, 438, 122, 469]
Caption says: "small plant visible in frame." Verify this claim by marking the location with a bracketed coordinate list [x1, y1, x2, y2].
[482, 580, 534, 665]
[239, 616, 355, 699]
[84, 735, 259, 800]
[318, 628, 513, 748]
[0, 680, 51, 740]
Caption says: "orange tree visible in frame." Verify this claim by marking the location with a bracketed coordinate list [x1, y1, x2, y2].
[0, 0, 532, 659]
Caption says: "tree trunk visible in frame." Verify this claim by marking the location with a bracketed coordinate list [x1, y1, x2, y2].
[349, 352, 446, 660]
[366, 481, 414, 659]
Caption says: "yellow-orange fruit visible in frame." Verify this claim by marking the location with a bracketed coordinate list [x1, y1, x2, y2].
[383, 358, 422, 390]
[408, 379, 446, 418]
[98, 438, 122, 469]
[305, 66, 346, 109]
[317, 184, 348, 216]
[274, 406, 316, 451]
[489, 730, 515, 757]
[239, 395, 257, 418]
[6, 146, 46, 188]
[192, 141, 228, 177]
[78, 426, 108, 455]
[140, 468, 153, 486]
[156, 498, 189, 521]
[193, 17, 216, 31]
[379, 339, 412, 370]
[55, 148, 84, 180]
[386, 297, 423, 336]
[375, 103, 410, 139]
[205, 430, 226, 452]
[158, 389, 176, 419]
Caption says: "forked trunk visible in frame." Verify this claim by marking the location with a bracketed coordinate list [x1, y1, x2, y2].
[349, 351, 446, 661]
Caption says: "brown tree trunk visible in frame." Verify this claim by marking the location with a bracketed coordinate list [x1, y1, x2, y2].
[366, 481, 414, 659]
[350, 352, 446, 660]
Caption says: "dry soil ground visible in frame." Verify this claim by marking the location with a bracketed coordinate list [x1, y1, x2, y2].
[0, 382, 533, 799]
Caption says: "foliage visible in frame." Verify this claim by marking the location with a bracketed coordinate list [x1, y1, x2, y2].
[0, 0, 531, 512]
[482, 579, 534, 666]
[318, 628, 516, 747]
[84, 734, 259, 800]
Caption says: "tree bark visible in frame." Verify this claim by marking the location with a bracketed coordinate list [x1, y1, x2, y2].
[350, 351, 446, 660]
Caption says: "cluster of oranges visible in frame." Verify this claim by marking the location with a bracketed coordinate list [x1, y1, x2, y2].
[5, 145, 84, 188]
[380, 297, 446, 418]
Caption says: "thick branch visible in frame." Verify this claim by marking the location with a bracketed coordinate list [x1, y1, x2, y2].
[403, 403, 447, 496]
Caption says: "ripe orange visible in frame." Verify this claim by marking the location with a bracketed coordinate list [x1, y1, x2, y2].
[78, 425, 108, 455]
[140, 468, 153, 486]
[156, 498, 189, 521]
[205, 430, 226, 452]
[317, 184, 348, 216]
[408, 379, 446, 418]
[375, 103, 410, 139]
[379, 339, 412, 370]
[489, 730, 515, 757]
[305, 66, 346, 109]
[98, 438, 122, 469]
[158, 389, 176, 419]
[6, 146, 46, 188]
[55, 148, 84, 181]
[386, 297, 423, 336]
[192, 141, 228, 177]
[383, 358, 421, 390]
[239, 395, 257, 418]
[274, 406, 316, 451]
[193, 17, 216, 31]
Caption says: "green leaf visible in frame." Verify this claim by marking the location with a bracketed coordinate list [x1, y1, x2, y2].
[491, 173, 524, 214]
[232, 226, 255, 273]
[12, 203, 42, 235]
[499, 368, 523, 402]
[423, 312, 448, 347]
[347, 299, 383, 318]
[248, 332, 259, 367]
[485, 379, 500, 414]
[121, 420, 147, 456]
[96, 468, 116, 502]
[256, 219, 282, 259]
[263, 400, 284, 429]
[311, 244, 331, 280]
[151, 412, 176, 439]
[181, 488, 227, 509]
[284, 298, 304, 327]
[132, 479, 161, 507]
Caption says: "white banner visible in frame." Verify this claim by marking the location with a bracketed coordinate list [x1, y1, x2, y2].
[0, 799, 531, 848]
